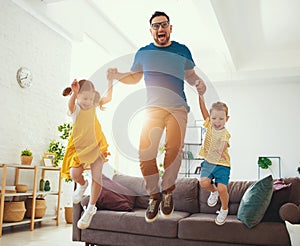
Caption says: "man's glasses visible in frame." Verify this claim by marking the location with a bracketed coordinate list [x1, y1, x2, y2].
[151, 21, 169, 30]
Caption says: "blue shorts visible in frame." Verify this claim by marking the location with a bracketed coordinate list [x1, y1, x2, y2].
[200, 160, 231, 186]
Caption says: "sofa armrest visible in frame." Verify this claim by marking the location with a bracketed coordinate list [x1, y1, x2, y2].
[279, 202, 300, 224]
[72, 202, 83, 241]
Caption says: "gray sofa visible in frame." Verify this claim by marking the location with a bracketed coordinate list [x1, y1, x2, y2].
[72, 174, 300, 246]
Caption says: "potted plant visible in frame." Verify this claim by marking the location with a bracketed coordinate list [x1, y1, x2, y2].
[47, 140, 65, 167]
[258, 156, 273, 178]
[20, 148, 33, 165]
[47, 123, 72, 167]
[48, 122, 74, 220]
[258, 157, 272, 169]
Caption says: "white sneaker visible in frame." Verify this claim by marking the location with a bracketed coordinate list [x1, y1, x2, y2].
[215, 209, 228, 225]
[77, 206, 97, 229]
[207, 191, 219, 207]
[73, 180, 88, 204]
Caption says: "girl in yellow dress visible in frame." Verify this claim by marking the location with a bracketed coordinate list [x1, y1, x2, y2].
[62, 78, 112, 229]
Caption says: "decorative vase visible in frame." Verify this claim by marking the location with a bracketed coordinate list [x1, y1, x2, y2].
[21, 156, 33, 165]
[39, 179, 45, 191]
[44, 180, 51, 191]
[25, 198, 47, 218]
[64, 206, 73, 224]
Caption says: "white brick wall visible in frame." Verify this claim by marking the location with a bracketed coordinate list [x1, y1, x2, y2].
[0, 1, 71, 165]
[0, 1, 72, 213]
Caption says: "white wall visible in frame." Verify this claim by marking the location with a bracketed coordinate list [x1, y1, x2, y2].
[0, 1, 71, 208]
[214, 78, 300, 180]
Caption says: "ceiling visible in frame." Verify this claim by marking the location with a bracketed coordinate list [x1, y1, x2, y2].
[13, 0, 300, 83]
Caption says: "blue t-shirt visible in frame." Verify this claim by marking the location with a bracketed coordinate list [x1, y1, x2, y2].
[131, 41, 195, 111]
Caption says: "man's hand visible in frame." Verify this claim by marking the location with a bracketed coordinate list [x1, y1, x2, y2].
[195, 80, 206, 95]
[107, 68, 118, 81]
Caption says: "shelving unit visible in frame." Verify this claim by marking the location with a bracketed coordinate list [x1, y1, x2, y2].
[182, 143, 204, 177]
[180, 124, 204, 177]
[0, 164, 62, 237]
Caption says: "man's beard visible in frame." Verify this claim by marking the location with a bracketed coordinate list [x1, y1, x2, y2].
[154, 34, 170, 46]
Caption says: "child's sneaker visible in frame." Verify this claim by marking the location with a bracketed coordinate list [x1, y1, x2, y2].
[215, 208, 228, 225]
[207, 190, 219, 207]
[77, 206, 97, 229]
[73, 180, 88, 204]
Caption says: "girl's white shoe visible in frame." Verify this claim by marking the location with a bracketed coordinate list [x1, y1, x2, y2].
[73, 180, 88, 204]
[77, 205, 97, 229]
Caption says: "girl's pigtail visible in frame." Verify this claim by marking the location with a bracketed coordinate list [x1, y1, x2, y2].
[62, 87, 72, 96]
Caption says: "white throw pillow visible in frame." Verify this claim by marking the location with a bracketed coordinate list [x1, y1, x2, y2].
[285, 220, 300, 246]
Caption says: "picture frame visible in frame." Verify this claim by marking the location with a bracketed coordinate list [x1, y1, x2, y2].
[43, 158, 53, 167]
[258, 156, 281, 179]
[43, 152, 56, 166]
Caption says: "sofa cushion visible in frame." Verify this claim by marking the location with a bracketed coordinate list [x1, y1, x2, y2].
[172, 177, 199, 213]
[262, 179, 292, 222]
[112, 174, 150, 209]
[178, 213, 290, 246]
[112, 174, 148, 195]
[199, 180, 254, 215]
[112, 174, 199, 213]
[87, 208, 190, 238]
[81, 175, 136, 211]
[237, 175, 273, 228]
[285, 220, 300, 246]
[80, 230, 196, 246]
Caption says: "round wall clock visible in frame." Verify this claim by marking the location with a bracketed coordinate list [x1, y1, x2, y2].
[16, 67, 33, 88]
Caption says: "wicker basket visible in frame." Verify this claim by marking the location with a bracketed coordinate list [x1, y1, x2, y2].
[3, 201, 26, 222]
[64, 206, 73, 224]
[21, 156, 33, 165]
[16, 184, 28, 193]
[25, 198, 46, 218]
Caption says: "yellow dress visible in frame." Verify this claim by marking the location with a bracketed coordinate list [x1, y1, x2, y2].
[61, 106, 109, 179]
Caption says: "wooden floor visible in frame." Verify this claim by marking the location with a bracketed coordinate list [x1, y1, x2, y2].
[0, 221, 83, 246]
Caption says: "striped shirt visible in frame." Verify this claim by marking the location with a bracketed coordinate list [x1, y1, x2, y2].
[199, 117, 231, 167]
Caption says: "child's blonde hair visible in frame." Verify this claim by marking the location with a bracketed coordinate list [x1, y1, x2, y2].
[62, 79, 104, 109]
[210, 102, 229, 116]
